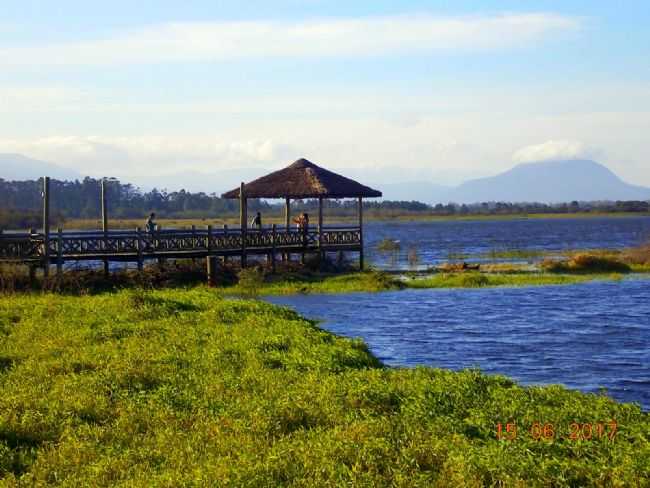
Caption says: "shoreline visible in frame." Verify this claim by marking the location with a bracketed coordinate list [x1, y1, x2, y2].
[49, 211, 650, 231]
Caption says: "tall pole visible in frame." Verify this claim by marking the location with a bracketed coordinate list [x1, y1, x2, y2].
[318, 197, 324, 266]
[42, 176, 51, 278]
[240, 182, 247, 268]
[101, 179, 109, 276]
[358, 197, 364, 271]
[283, 197, 290, 262]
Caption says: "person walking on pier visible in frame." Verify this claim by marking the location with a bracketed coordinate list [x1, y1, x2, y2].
[251, 211, 262, 230]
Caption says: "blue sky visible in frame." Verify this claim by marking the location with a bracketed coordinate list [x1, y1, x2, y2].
[0, 1, 648, 190]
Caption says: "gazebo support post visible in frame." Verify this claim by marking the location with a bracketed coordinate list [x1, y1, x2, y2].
[318, 197, 324, 268]
[101, 179, 110, 277]
[240, 182, 247, 268]
[358, 197, 364, 271]
[283, 197, 290, 262]
[42, 176, 50, 279]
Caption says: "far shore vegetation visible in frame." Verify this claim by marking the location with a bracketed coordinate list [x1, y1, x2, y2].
[1, 176, 649, 231]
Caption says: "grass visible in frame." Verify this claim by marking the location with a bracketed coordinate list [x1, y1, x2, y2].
[376, 239, 401, 252]
[542, 254, 632, 274]
[0, 288, 647, 486]
[229, 270, 402, 296]
[1, 263, 639, 297]
[54, 211, 650, 231]
[403, 272, 609, 289]
[224, 269, 633, 296]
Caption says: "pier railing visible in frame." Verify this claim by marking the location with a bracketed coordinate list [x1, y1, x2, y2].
[0, 226, 361, 263]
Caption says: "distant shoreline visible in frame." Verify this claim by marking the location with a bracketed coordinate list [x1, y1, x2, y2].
[55, 211, 650, 230]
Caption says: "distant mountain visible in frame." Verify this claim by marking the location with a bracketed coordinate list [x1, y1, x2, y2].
[0, 153, 81, 181]
[2, 153, 648, 204]
[445, 160, 650, 203]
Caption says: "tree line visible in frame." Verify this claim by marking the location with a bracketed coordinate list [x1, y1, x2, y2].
[0, 177, 648, 230]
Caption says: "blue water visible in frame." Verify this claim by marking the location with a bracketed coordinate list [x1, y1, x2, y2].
[365, 217, 650, 268]
[267, 278, 650, 410]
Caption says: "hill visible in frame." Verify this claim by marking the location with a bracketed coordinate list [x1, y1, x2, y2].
[0, 153, 81, 181]
[446, 159, 650, 203]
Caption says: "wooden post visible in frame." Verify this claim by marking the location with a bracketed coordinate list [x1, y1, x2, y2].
[358, 197, 364, 271]
[285, 197, 291, 230]
[28, 228, 36, 284]
[42, 176, 50, 278]
[206, 256, 217, 286]
[240, 182, 247, 268]
[101, 179, 109, 277]
[56, 228, 63, 277]
[191, 225, 197, 264]
[136, 227, 143, 271]
[283, 197, 290, 262]
[318, 196, 324, 266]
[207, 225, 213, 253]
[271, 224, 277, 274]
[222, 224, 229, 264]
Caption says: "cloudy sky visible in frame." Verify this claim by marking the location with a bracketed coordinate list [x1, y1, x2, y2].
[1, 0, 649, 190]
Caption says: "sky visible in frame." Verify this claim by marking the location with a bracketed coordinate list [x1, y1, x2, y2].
[0, 0, 649, 191]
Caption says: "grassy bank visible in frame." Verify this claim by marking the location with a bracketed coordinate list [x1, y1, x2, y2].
[0, 264, 642, 297]
[0, 289, 647, 486]
[227, 270, 616, 296]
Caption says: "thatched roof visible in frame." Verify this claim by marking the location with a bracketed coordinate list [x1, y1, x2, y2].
[221, 158, 382, 199]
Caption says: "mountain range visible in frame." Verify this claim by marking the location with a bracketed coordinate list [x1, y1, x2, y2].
[0, 153, 82, 181]
[378, 159, 650, 203]
[1, 153, 649, 204]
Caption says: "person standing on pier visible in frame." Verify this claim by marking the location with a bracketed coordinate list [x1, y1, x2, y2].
[251, 211, 262, 230]
[293, 213, 309, 231]
[145, 212, 157, 233]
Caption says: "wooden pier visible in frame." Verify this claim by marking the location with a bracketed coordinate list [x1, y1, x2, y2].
[0, 158, 381, 280]
[0, 226, 362, 269]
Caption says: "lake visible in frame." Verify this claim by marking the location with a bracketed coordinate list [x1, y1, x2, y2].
[267, 278, 650, 410]
[364, 216, 650, 269]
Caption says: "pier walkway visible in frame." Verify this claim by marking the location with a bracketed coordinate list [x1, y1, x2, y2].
[0, 226, 361, 268]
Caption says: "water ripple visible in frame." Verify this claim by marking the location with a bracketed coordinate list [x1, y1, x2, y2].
[267, 279, 650, 410]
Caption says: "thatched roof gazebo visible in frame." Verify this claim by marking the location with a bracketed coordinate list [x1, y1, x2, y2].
[222, 158, 382, 269]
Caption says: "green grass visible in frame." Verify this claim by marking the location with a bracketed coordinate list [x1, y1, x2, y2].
[402, 272, 611, 289]
[0, 289, 647, 486]
[542, 254, 632, 274]
[221, 270, 627, 296]
[227, 270, 402, 296]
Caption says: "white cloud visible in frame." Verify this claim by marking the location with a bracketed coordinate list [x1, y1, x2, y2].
[0, 136, 298, 177]
[0, 13, 580, 67]
[0, 86, 90, 112]
[512, 140, 601, 163]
